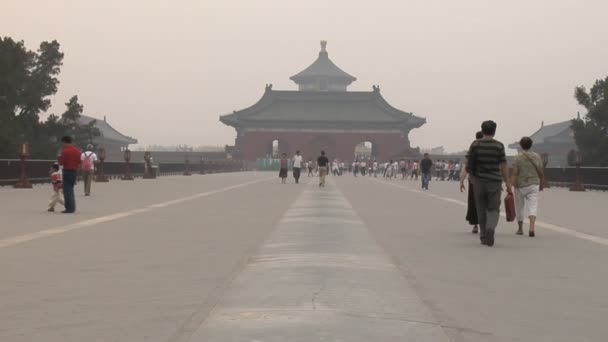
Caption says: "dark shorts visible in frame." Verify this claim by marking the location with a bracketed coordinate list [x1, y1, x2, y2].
[279, 168, 288, 178]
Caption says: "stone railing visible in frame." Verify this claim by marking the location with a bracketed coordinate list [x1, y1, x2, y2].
[0, 159, 250, 186]
[545, 167, 608, 191]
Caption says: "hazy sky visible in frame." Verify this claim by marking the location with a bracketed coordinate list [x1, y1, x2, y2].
[3, 0, 607, 152]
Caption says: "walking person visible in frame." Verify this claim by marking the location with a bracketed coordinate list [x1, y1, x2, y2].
[47, 163, 64, 212]
[279, 153, 288, 184]
[292, 150, 303, 184]
[460, 131, 484, 234]
[317, 151, 329, 187]
[512, 137, 543, 237]
[466, 120, 513, 247]
[80, 144, 97, 196]
[308, 161, 315, 177]
[411, 160, 419, 180]
[59, 136, 81, 213]
[420, 153, 433, 190]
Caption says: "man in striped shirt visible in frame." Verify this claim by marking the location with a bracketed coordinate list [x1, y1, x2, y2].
[466, 120, 513, 247]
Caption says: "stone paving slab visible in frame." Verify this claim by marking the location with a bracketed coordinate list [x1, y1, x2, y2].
[190, 184, 451, 341]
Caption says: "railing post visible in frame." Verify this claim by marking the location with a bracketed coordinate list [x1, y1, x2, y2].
[570, 151, 585, 192]
[96, 147, 109, 182]
[541, 152, 550, 189]
[14, 141, 32, 189]
[122, 149, 134, 180]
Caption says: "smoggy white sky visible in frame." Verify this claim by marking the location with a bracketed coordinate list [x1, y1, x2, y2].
[3, 0, 607, 152]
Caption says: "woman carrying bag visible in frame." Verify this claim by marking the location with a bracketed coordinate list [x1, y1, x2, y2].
[511, 137, 544, 237]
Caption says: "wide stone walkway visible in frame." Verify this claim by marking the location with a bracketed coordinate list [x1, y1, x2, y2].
[0, 172, 607, 341]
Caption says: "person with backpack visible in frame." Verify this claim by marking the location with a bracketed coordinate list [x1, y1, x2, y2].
[81, 144, 98, 196]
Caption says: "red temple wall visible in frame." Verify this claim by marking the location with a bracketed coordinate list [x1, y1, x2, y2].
[238, 131, 410, 161]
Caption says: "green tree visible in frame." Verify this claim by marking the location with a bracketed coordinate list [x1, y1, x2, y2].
[0, 37, 64, 158]
[571, 76, 608, 166]
[59, 95, 100, 149]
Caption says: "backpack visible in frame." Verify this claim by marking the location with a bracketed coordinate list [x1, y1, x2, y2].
[82, 152, 94, 171]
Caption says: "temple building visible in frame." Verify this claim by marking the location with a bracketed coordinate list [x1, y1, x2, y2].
[78, 115, 138, 161]
[509, 119, 576, 167]
[220, 41, 425, 161]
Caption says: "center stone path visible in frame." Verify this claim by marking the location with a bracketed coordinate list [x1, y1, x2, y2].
[190, 181, 451, 341]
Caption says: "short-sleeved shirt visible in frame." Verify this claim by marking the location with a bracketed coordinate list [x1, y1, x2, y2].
[292, 155, 303, 168]
[420, 158, 433, 174]
[60, 145, 82, 171]
[317, 156, 329, 167]
[280, 158, 288, 169]
[51, 171, 62, 191]
[515, 151, 542, 188]
[466, 138, 507, 183]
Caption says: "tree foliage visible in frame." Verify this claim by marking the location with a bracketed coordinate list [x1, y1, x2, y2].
[571, 76, 608, 166]
[0, 37, 99, 158]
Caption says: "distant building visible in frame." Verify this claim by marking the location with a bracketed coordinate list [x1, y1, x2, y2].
[509, 120, 576, 167]
[78, 115, 138, 161]
[219, 41, 425, 161]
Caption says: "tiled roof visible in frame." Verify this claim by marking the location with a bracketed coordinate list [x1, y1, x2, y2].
[290, 42, 356, 83]
[220, 89, 425, 129]
[78, 115, 138, 145]
[530, 120, 573, 144]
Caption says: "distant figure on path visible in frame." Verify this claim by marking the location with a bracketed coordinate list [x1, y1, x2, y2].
[308, 161, 315, 177]
[47, 163, 64, 212]
[292, 150, 303, 184]
[512, 137, 543, 237]
[81, 144, 98, 196]
[466, 120, 512, 247]
[460, 131, 484, 234]
[411, 160, 419, 180]
[59, 136, 81, 213]
[317, 151, 329, 187]
[420, 154, 433, 190]
[279, 153, 288, 184]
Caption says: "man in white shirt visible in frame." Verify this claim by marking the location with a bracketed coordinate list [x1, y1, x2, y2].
[292, 150, 303, 184]
[80, 144, 98, 196]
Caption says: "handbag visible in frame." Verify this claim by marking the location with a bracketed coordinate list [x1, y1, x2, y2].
[504, 192, 516, 222]
[523, 153, 544, 191]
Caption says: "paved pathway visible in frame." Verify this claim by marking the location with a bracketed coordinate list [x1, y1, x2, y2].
[1, 172, 607, 341]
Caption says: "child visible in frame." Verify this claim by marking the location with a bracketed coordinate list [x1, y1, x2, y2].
[48, 163, 64, 212]
[279, 153, 288, 184]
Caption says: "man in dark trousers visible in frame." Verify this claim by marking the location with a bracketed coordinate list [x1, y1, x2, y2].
[420, 153, 433, 190]
[466, 120, 513, 247]
[59, 136, 81, 213]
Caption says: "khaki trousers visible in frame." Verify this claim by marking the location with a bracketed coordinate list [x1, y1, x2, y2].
[318, 167, 328, 186]
[82, 171, 93, 195]
[49, 189, 64, 209]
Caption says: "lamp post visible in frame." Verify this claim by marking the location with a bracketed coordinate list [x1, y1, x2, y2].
[540, 152, 550, 189]
[14, 140, 33, 189]
[183, 153, 192, 176]
[95, 147, 109, 182]
[570, 151, 585, 192]
[122, 148, 134, 180]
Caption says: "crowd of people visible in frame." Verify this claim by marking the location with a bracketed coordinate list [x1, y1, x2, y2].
[51, 121, 543, 249]
[276, 120, 544, 248]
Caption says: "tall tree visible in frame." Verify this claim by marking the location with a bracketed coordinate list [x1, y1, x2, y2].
[0, 37, 64, 158]
[571, 76, 608, 166]
[59, 96, 100, 149]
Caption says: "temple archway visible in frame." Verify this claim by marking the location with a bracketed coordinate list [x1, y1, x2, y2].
[266, 139, 290, 158]
[354, 141, 378, 161]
